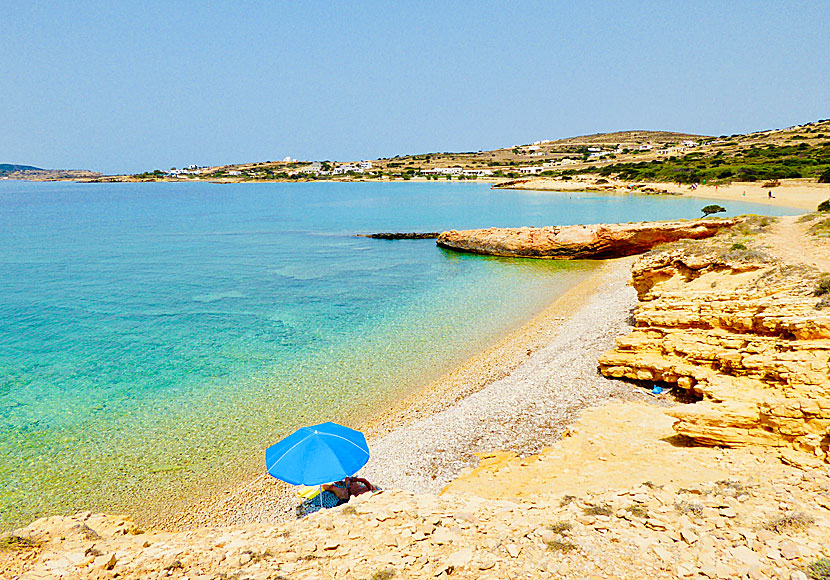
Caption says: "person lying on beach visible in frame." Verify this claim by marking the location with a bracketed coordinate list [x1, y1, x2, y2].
[322, 476, 376, 503]
[296, 477, 377, 517]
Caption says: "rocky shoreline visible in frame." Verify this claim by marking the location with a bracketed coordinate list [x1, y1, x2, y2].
[599, 216, 830, 464]
[4, 215, 830, 579]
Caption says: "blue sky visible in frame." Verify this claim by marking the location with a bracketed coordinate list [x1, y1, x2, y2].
[2, 1, 828, 174]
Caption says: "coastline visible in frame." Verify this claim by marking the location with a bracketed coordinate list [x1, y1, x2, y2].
[504, 177, 829, 212]
[163, 256, 637, 530]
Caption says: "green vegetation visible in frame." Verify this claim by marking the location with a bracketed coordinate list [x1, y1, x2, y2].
[546, 521, 573, 533]
[809, 558, 830, 580]
[818, 199, 830, 212]
[701, 204, 726, 216]
[815, 276, 830, 297]
[811, 218, 830, 236]
[0, 534, 40, 550]
[369, 568, 396, 580]
[730, 243, 747, 251]
[582, 503, 613, 516]
[819, 169, 830, 183]
[624, 505, 649, 518]
[546, 538, 578, 552]
[578, 141, 830, 183]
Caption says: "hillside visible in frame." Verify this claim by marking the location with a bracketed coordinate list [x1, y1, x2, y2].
[0, 163, 43, 173]
[105, 118, 830, 185]
[0, 164, 102, 180]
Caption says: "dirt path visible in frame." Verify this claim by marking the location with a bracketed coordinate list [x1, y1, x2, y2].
[760, 215, 830, 271]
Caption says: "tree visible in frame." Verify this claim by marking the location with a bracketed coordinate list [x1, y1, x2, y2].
[701, 204, 726, 217]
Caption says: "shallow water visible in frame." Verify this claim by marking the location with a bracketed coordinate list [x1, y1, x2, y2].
[0, 181, 801, 529]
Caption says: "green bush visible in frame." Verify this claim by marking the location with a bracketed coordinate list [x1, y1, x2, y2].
[818, 199, 830, 212]
[730, 243, 747, 251]
[819, 169, 830, 183]
[701, 204, 726, 216]
[808, 557, 830, 580]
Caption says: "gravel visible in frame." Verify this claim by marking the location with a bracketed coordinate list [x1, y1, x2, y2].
[360, 261, 637, 494]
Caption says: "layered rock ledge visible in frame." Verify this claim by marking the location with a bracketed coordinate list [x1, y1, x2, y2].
[598, 228, 830, 461]
[435, 219, 738, 259]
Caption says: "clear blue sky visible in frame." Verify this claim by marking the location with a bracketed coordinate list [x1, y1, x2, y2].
[2, 1, 828, 174]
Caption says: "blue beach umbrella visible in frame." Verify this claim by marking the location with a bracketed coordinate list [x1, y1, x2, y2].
[265, 422, 370, 486]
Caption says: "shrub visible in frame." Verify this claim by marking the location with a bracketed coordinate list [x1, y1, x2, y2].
[624, 505, 649, 518]
[730, 243, 747, 250]
[0, 535, 40, 550]
[546, 539, 578, 552]
[675, 500, 704, 517]
[370, 568, 396, 580]
[583, 503, 613, 516]
[818, 199, 830, 212]
[811, 218, 830, 236]
[763, 512, 814, 533]
[815, 276, 830, 296]
[809, 557, 830, 580]
[547, 521, 573, 534]
[701, 204, 726, 216]
[819, 169, 830, 184]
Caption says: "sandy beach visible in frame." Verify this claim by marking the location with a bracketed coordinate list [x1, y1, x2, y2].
[167, 257, 640, 529]
[506, 177, 830, 212]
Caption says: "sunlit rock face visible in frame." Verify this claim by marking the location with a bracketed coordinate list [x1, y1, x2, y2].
[436, 219, 738, 259]
[599, 246, 830, 462]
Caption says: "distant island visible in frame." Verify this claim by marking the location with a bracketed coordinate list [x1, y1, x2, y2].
[0, 164, 101, 180]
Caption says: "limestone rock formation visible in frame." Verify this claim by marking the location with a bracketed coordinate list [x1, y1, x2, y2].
[435, 219, 738, 259]
[599, 245, 830, 461]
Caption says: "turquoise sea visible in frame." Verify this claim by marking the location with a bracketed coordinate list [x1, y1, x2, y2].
[0, 181, 801, 529]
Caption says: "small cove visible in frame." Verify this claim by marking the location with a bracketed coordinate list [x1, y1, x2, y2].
[0, 180, 802, 530]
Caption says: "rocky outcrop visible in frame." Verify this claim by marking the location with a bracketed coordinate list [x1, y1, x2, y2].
[6, 467, 830, 580]
[436, 219, 739, 259]
[599, 246, 830, 461]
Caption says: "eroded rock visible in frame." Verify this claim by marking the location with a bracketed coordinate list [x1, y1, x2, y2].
[435, 219, 739, 259]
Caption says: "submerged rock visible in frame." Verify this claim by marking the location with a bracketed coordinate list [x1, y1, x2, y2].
[435, 219, 738, 259]
[359, 232, 440, 239]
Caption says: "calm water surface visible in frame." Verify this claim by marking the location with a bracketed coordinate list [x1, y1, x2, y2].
[0, 181, 801, 528]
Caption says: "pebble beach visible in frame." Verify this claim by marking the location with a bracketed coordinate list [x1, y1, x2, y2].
[171, 256, 641, 529]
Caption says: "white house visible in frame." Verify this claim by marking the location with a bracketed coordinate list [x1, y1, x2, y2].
[333, 163, 363, 175]
[422, 167, 463, 176]
[228, 170, 242, 176]
[359, 161, 373, 169]
[518, 166, 546, 175]
[638, 144, 653, 151]
[682, 140, 699, 148]
[462, 169, 493, 176]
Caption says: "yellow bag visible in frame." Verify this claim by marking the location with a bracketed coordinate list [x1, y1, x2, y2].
[295, 485, 322, 500]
